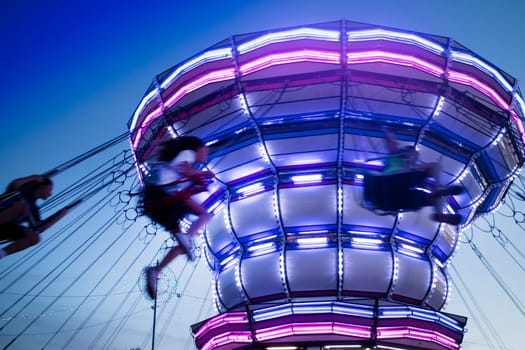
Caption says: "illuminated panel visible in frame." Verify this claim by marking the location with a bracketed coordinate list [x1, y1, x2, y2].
[390, 253, 432, 304]
[342, 247, 393, 297]
[240, 252, 286, 302]
[230, 191, 279, 238]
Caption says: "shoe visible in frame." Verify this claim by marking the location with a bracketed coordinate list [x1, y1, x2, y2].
[174, 232, 195, 261]
[431, 213, 463, 225]
[433, 185, 464, 197]
[145, 267, 158, 300]
[445, 185, 464, 195]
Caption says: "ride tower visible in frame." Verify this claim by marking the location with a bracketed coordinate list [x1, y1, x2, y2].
[128, 20, 525, 350]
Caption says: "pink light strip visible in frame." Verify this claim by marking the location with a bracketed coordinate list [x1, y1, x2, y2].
[377, 326, 460, 349]
[254, 322, 372, 342]
[347, 50, 444, 77]
[201, 331, 253, 350]
[239, 50, 340, 75]
[447, 71, 509, 109]
[132, 67, 235, 150]
[194, 312, 248, 338]
[164, 68, 236, 107]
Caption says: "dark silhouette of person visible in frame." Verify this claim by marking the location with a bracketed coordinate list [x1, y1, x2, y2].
[141, 136, 213, 299]
[364, 130, 463, 225]
[0, 175, 69, 258]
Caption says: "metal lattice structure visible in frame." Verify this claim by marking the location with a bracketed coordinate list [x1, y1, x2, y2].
[128, 20, 525, 350]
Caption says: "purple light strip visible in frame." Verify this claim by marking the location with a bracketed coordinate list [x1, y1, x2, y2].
[131, 50, 339, 151]
[132, 48, 523, 153]
[194, 312, 248, 338]
[239, 50, 340, 75]
[347, 50, 444, 77]
[254, 322, 372, 342]
[132, 67, 236, 150]
[377, 326, 460, 349]
[201, 331, 253, 350]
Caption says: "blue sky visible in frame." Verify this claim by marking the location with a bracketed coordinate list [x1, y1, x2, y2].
[1, 1, 525, 349]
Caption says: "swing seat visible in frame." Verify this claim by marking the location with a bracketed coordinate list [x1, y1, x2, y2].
[362, 171, 431, 215]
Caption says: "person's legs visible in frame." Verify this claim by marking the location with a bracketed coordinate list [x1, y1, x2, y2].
[157, 245, 185, 271]
[145, 203, 185, 299]
[145, 198, 211, 299]
[146, 243, 185, 299]
[425, 189, 463, 225]
[431, 213, 463, 225]
[184, 198, 212, 238]
[0, 228, 40, 258]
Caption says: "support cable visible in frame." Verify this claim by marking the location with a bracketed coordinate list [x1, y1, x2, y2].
[0, 192, 123, 331]
[449, 263, 509, 350]
[155, 262, 202, 348]
[466, 238, 525, 318]
[42, 220, 144, 348]
[2, 209, 123, 349]
[0, 171, 129, 290]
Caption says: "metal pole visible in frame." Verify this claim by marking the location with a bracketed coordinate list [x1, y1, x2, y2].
[151, 261, 159, 350]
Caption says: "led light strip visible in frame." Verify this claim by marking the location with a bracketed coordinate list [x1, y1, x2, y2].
[377, 326, 460, 349]
[194, 311, 248, 338]
[347, 28, 445, 55]
[237, 27, 340, 54]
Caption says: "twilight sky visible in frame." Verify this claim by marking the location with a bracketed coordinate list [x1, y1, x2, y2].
[1, 1, 524, 349]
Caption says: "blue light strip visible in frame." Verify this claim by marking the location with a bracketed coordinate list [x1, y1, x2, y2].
[251, 301, 375, 322]
[380, 306, 464, 333]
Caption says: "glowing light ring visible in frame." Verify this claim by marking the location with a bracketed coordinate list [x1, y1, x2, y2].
[130, 39, 525, 154]
[193, 302, 464, 350]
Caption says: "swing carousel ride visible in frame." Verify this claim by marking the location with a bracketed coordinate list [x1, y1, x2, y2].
[128, 20, 525, 350]
[1, 19, 525, 350]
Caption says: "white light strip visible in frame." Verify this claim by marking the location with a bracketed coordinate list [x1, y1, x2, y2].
[347, 28, 445, 55]
[352, 237, 383, 245]
[129, 89, 158, 132]
[450, 51, 513, 92]
[237, 27, 340, 54]
[296, 237, 329, 246]
[291, 174, 323, 184]
[400, 243, 425, 254]
[238, 183, 265, 196]
[397, 248, 423, 258]
[432, 96, 445, 118]
[247, 242, 275, 252]
[161, 47, 233, 89]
